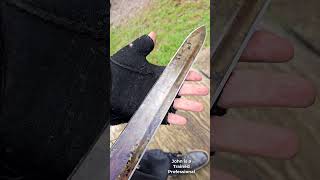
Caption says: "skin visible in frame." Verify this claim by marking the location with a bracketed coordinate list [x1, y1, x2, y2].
[150, 30, 316, 179]
[212, 30, 316, 179]
[148, 31, 209, 125]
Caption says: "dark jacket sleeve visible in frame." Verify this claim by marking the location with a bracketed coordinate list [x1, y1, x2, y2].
[0, 0, 109, 179]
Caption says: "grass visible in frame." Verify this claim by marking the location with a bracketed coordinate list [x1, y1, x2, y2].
[110, 0, 210, 65]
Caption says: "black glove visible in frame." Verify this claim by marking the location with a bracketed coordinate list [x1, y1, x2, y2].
[110, 35, 176, 125]
[210, 94, 227, 116]
[211, 104, 227, 116]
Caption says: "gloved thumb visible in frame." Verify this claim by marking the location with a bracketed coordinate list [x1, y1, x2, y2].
[129, 32, 156, 56]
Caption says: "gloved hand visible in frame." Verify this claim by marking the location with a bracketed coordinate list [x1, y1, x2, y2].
[110, 32, 208, 125]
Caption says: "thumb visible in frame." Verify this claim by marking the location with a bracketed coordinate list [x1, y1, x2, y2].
[148, 32, 157, 44]
[130, 32, 157, 56]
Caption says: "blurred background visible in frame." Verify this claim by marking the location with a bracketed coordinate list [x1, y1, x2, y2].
[213, 0, 320, 180]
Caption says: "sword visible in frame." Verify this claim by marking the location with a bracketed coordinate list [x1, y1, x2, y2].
[110, 26, 206, 179]
[211, 0, 271, 108]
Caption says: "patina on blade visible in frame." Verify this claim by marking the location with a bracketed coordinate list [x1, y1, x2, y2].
[211, 0, 270, 107]
[110, 26, 206, 180]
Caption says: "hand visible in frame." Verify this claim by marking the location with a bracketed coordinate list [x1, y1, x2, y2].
[147, 32, 209, 125]
[212, 30, 316, 179]
[110, 32, 208, 125]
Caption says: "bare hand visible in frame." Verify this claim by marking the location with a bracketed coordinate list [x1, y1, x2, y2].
[148, 32, 209, 125]
[212, 30, 316, 180]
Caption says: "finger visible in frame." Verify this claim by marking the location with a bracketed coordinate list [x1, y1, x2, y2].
[186, 70, 202, 81]
[219, 70, 316, 108]
[178, 83, 209, 96]
[173, 98, 204, 112]
[212, 169, 240, 180]
[130, 34, 155, 56]
[167, 113, 187, 125]
[148, 31, 157, 44]
[240, 30, 294, 62]
[212, 116, 299, 159]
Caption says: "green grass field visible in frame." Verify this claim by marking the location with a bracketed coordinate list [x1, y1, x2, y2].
[110, 0, 210, 65]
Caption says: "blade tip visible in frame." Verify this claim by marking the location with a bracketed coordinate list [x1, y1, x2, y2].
[196, 25, 206, 42]
[198, 25, 206, 32]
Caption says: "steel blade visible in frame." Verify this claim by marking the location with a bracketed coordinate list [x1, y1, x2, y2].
[110, 26, 206, 180]
[211, 0, 270, 107]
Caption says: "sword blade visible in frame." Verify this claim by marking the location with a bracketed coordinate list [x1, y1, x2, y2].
[110, 26, 206, 180]
[211, 0, 270, 107]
